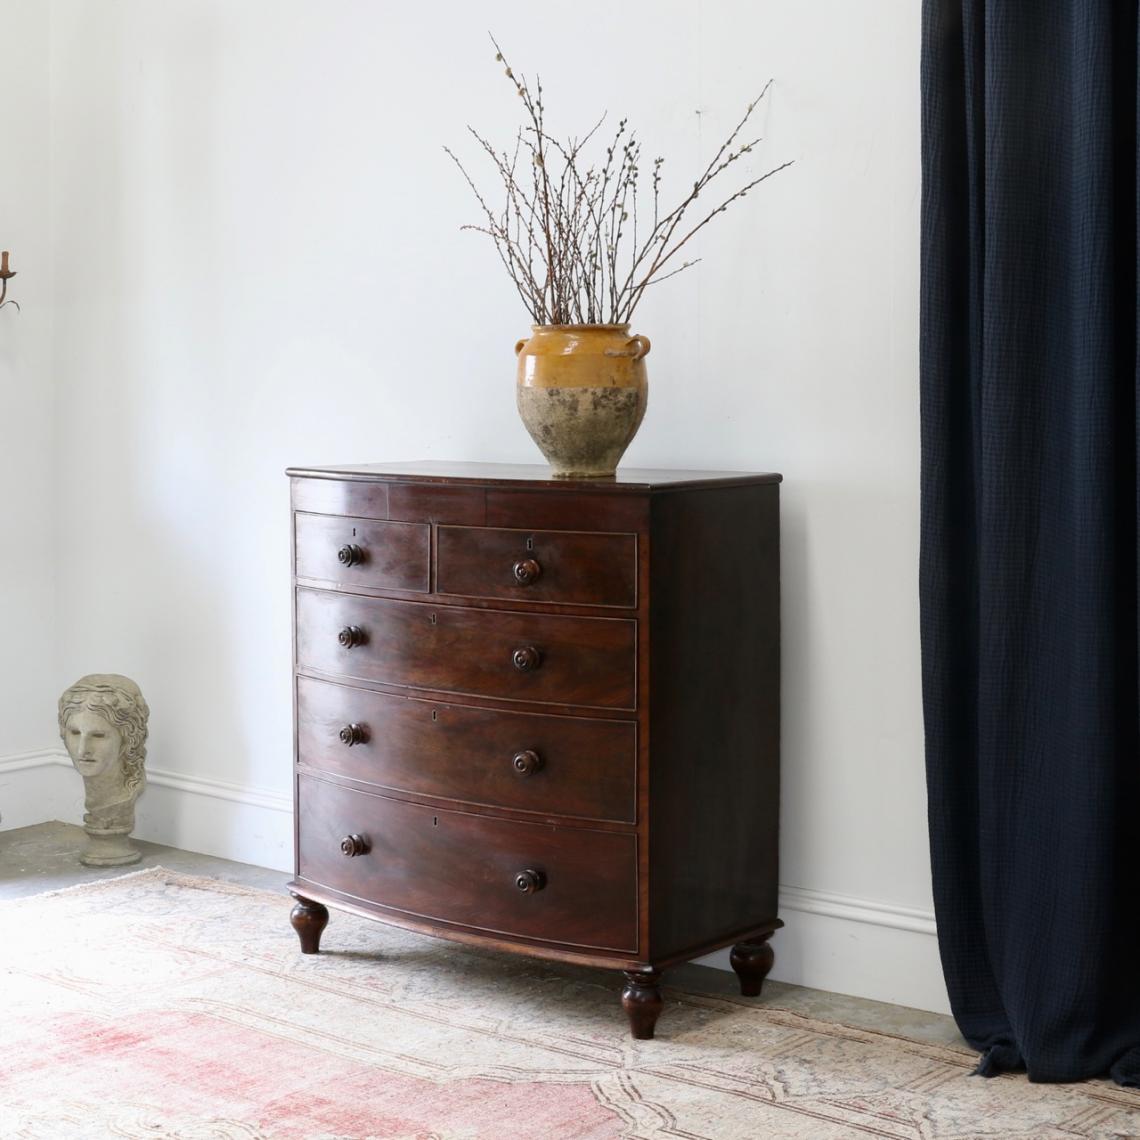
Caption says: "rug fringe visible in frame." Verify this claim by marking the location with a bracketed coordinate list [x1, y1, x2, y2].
[0, 864, 285, 904]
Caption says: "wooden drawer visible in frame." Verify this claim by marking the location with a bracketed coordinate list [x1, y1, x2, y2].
[295, 513, 429, 592]
[296, 588, 637, 709]
[290, 475, 487, 525]
[296, 676, 637, 823]
[296, 774, 638, 952]
[437, 526, 637, 608]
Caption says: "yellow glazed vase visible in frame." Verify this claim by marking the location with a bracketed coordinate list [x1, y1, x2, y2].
[515, 324, 650, 479]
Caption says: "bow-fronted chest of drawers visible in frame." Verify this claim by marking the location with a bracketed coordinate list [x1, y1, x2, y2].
[286, 461, 781, 1038]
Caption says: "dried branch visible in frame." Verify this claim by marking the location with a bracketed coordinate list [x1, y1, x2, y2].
[446, 38, 791, 325]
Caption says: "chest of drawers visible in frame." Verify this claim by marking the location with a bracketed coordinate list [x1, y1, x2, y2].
[286, 461, 781, 1038]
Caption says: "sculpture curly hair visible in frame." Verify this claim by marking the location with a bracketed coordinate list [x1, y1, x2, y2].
[58, 674, 149, 795]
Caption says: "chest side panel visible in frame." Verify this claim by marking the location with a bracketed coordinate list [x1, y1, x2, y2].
[646, 482, 781, 960]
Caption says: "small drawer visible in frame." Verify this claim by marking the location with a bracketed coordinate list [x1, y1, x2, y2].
[296, 676, 637, 823]
[295, 513, 429, 593]
[296, 774, 638, 952]
[437, 526, 637, 608]
[291, 477, 388, 520]
[296, 588, 637, 710]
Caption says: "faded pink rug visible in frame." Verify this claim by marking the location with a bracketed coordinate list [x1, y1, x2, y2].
[2, 869, 1139, 1138]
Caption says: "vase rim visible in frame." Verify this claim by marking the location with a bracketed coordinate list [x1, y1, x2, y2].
[530, 322, 631, 332]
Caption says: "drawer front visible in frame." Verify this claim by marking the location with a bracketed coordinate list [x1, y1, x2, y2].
[486, 488, 648, 533]
[290, 477, 487, 525]
[296, 588, 637, 709]
[297, 774, 638, 951]
[437, 526, 637, 608]
[295, 513, 430, 592]
[296, 676, 637, 822]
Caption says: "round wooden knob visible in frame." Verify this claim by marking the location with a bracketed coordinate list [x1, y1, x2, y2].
[512, 749, 543, 777]
[339, 723, 368, 746]
[512, 558, 542, 586]
[340, 834, 370, 857]
[511, 646, 542, 672]
[338, 625, 367, 648]
[514, 869, 546, 893]
[337, 543, 365, 567]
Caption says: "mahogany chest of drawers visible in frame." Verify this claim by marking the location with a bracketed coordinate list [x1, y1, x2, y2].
[286, 461, 781, 1038]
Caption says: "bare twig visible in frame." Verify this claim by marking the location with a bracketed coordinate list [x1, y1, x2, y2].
[447, 38, 791, 325]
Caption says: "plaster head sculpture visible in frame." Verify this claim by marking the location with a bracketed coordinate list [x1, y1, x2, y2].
[58, 674, 149, 866]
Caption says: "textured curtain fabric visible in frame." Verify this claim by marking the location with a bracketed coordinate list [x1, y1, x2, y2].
[920, 0, 1140, 1084]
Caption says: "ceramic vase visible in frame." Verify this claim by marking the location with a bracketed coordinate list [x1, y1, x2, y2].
[515, 324, 650, 478]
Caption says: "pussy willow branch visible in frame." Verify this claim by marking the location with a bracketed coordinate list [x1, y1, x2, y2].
[448, 37, 791, 325]
[620, 159, 794, 322]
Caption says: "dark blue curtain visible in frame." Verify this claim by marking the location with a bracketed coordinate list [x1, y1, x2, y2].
[921, 1, 1140, 1084]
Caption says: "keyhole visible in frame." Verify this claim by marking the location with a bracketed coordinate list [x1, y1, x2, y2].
[430, 612, 437, 626]
[526, 536, 535, 551]
[352, 527, 357, 537]
[431, 709, 438, 722]
[432, 817, 438, 827]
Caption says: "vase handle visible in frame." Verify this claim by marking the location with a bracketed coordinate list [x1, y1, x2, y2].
[514, 338, 528, 356]
[605, 334, 651, 361]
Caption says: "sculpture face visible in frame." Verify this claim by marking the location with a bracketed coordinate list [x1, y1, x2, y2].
[63, 710, 123, 780]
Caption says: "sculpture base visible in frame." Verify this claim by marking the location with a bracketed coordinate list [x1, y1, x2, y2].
[81, 828, 141, 867]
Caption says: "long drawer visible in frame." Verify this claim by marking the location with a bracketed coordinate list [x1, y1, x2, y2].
[296, 676, 637, 823]
[295, 588, 637, 709]
[296, 774, 639, 952]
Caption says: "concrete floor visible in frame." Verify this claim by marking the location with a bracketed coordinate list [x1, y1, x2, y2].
[0, 820, 968, 1050]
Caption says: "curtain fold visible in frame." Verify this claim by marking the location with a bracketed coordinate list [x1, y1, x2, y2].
[920, 0, 1140, 1084]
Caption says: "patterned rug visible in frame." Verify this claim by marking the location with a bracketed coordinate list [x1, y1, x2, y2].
[2, 869, 1138, 1139]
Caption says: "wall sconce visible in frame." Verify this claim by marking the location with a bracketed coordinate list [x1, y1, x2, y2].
[1, 251, 18, 311]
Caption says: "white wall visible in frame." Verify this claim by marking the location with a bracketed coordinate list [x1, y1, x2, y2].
[24, 0, 938, 1010]
[0, 1, 57, 819]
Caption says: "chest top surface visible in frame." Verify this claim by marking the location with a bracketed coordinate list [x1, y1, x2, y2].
[286, 460, 782, 491]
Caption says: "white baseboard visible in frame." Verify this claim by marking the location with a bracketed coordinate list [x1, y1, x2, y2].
[0, 750, 85, 831]
[2, 750, 949, 1013]
[0, 749, 293, 873]
[696, 884, 948, 1014]
[0, 748, 69, 775]
[133, 766, 293, 873]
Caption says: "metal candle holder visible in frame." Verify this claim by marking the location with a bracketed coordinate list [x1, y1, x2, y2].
[0, 251, 18, 311]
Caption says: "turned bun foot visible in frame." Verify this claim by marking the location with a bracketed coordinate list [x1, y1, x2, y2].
[289, 893, 329, 954]
[730, 934, 776, 997]
[621, 969, 664, 1039]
